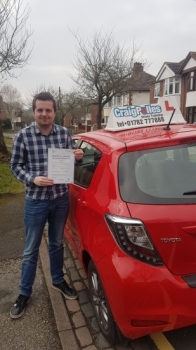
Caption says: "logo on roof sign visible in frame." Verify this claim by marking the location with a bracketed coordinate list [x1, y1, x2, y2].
[113, 105, 162, 118]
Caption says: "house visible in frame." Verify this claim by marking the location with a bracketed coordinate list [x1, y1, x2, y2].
[64, 99, 100, 132]
[64, 63, 155, 131]
[103, 62, 155, 125]
[0, 95, 23, 130]
[150, 51, 196, 124]
[179, 52, 196, 123]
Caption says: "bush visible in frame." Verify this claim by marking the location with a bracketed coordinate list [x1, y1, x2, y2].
[2, 118, 12, 130]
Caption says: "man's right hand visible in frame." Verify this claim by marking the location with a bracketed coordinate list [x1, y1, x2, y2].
[34, 176, 54, 187]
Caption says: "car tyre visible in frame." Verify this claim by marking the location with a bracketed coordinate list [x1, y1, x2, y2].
[88, 259, 118, 344]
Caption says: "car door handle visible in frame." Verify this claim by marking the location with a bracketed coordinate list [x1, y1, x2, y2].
[77, 199, 87, 209]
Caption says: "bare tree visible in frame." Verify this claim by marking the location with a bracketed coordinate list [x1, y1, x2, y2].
[21, 109, 34, 126]
[26, 84, 56, 110]
[57, 87, 82, 126]
[70, 30, 142, 129]
[0, 0, 32, 155]
[0, 0, 32, 81]
[0, 84, 23, 130]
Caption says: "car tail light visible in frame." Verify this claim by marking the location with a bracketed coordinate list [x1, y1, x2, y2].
[105, 214, 163, 266]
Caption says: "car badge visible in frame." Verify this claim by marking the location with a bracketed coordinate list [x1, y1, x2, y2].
[160, 238, 182, 243]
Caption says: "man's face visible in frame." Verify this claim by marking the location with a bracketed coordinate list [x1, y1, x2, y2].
[33, 100, 56, 128]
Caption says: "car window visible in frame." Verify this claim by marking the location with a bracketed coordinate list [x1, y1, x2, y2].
[74, 141, 102, 188]
[72, 139, 81, 148]
[119, 143, 196, 204]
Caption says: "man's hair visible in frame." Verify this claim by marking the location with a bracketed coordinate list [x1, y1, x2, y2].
[32, 92, 57, 112]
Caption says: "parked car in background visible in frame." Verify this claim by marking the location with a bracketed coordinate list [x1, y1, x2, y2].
[64, 97, 196, 344]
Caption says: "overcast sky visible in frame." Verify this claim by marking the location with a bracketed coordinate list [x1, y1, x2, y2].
[7, 0, 196, 101]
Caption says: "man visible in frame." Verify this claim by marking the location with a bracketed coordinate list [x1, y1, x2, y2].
[10, 92, 83, 319]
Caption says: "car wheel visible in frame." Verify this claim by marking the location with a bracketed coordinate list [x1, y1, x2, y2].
[88, 259, 118, 344]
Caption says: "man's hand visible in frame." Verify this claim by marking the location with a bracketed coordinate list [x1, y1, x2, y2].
[34, 176, 54, 186]
[74, 149, 84, 160]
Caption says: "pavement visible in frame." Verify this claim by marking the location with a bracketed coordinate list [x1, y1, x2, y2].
[0, 194, 155, 350]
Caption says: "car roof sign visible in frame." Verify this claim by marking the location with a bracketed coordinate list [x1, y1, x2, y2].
[105, 96, 186, 132]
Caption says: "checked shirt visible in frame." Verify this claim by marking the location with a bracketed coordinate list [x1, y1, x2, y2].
[10, 122, 74, 200]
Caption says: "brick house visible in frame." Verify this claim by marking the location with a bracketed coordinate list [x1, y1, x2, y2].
[179, 52, 196, 123]
[150, 51, 196, 123]
[63, 99, 99, 132]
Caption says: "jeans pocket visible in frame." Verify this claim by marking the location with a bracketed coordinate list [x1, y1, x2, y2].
[25, 196, 37, 204]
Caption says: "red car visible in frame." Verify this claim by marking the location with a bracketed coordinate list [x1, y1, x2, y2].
[64, 97, 196, 344]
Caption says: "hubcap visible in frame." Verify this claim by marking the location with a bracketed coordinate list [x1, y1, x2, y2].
[91, 271, 109, 331]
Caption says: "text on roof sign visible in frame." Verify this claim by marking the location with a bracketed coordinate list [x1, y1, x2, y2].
[113, 104, 162, 118]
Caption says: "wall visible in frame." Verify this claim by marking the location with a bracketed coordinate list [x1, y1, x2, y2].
[131, 91, 150, 105]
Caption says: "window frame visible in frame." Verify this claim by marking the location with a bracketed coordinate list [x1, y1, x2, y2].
[119, 144, 196, 204]
[154, 83, 160, 98]
[122, 94, 129, 105]
[164, 77, 181, 96]
[188, 71, 196, 92]
[74, 140, 102, 188]
[187, 107, 196, 124]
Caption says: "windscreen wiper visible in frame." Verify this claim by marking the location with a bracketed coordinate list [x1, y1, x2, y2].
[183, 191, 196, 195]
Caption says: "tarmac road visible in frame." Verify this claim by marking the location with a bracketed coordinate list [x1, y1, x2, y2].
[0, 194, 62, 350]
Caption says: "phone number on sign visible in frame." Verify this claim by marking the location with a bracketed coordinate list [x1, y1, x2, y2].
[127, 116, 164, 126]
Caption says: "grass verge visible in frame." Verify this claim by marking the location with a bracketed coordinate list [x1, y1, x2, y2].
[0, 163, 24, 195]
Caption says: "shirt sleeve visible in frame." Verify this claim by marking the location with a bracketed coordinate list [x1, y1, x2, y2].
[10, 132, 36, 185]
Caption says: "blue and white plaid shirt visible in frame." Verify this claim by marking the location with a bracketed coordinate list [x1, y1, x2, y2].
[10, 122, 74, 200]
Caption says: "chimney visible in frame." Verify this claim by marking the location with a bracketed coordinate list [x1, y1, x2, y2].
[133, 62, 143, 76]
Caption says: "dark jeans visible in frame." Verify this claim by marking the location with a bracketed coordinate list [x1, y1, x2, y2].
[20, 192, 69, 296]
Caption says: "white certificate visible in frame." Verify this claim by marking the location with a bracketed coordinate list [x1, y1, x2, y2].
[48, 148, 74, 184]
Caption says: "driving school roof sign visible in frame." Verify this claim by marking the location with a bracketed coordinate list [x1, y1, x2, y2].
[105, 96, 186, 131]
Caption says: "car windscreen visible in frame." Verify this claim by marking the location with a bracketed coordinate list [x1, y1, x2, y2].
[119, 143, 196, 204]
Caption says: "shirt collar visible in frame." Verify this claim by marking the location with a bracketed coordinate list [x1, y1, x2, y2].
[33, 122, 57, 135]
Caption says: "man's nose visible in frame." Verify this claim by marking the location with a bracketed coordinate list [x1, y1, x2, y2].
[42, 109, 47, 115]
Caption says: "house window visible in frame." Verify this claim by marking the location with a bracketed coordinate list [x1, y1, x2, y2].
[164, 80, 168, 95]
[187, 107, 196, 124]
[112, 95, 122, 107]
[188, 71, 196, 91]
[101, 116, 108, 124]
[106, 95, 124, 107]
[154, 83, 160, 98]
[122, 94, 129, 105]
[105, 100, 112, 108]
[169, 78, 173, 94]
[164, 77, 180, 96]
[175, 77, 180, 93]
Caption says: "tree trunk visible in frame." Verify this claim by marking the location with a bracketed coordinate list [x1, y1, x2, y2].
[96, 104, 102, 129]
[0, 122, 9, 155]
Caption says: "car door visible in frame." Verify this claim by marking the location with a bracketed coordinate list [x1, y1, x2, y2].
[66, 140, 102, 259]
